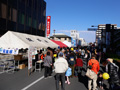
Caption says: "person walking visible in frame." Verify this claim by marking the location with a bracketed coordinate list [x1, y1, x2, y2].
[106, 58, 120, 90]
[68, 51, 76, 77]
[86, 49, 91, 70]
[75, 55, 83, 77]
[88, 55, 100, 90]
[43, 52, 52, 79]
[54, 52, 68, 90]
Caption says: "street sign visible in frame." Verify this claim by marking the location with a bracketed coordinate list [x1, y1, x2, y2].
[88, 28, 97, 31]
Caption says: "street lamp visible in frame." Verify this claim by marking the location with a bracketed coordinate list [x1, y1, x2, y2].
[53, 29, 56, 35]
[53, 29, 56, 40]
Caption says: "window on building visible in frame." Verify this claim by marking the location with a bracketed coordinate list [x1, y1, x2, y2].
[43, 10, 46, 17]
[25, 15, 28, 26]
[29, 0, 32, 7]
[8, 6, 12, 20]
[33, 19, 37, 29]
[12, 9, 17, 22]
[1, 3, 7, 19]
[28, 17, 31, 26]
[0, 3, 1, 17]
[38, 23, 41, 30]
[34, 20, 37, 29]
[21, 14, 25, 24]
[18, 11, 22, 23]
[35, 0, 37, 10]
[26, 0, 29, 6]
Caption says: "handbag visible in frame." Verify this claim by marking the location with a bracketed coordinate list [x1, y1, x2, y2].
[85, 68, 96, 79]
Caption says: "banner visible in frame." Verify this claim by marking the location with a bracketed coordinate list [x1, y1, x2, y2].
[46, 16, 51, 38]
[71, 38, 77, 47]
[28, 46, 34, 70]
[0, 48, 19, 55]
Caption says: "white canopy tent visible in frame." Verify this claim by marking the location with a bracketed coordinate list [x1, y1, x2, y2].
[0, 31, 58, 49]
[63, 41, 72, 47]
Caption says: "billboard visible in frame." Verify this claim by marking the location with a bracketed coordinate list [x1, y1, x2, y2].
[46, 16, 51, 38]
[71, 38, 77, 47]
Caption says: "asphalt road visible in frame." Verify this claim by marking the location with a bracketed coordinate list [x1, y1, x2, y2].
[0, 59, 109, 90]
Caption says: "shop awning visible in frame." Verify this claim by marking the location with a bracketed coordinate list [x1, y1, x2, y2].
[51, 40, 68, 48]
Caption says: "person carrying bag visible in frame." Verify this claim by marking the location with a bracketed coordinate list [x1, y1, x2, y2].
[86, 55, 100, 90]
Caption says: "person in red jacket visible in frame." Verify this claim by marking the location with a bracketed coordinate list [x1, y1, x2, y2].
[74, 55, 83, 77]
[88, 55, 100, 90]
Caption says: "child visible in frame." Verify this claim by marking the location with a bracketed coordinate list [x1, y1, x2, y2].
[65, 67, 72, 84]
[97, 72, 104, 90]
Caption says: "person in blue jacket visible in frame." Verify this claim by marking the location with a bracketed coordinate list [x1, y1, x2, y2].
[65, 67, 72, 84]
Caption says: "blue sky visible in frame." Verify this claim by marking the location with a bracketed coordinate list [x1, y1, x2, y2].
[44, 0, 120, 43]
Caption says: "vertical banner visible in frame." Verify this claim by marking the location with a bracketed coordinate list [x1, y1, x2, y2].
[28, 46, 34, 70]
[71, 38, 76, 47]
[46, 16, 51, 38]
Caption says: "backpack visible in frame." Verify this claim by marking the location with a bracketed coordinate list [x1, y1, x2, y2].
[88, 60, 94, 69]
[69, 56, 75, 65]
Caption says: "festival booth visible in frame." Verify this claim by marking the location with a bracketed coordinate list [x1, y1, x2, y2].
[51, 40, 68, 48]
[0, 31, 58, 74]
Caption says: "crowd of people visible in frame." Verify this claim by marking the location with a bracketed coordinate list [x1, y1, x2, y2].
[34, 46, 120, 90]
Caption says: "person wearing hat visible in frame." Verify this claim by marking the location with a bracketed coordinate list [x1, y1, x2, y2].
[106, 58, 120, 90]
[54, 52, 68, 90]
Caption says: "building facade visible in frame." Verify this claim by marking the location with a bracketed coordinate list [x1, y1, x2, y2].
[113, 28, 120, 55]
[0, 0, 46, 37]
[100, 24, 117, 52]
[96, 24, 117, 46]
[70, 30, 79, 47]
[50, 33, 71, 42]
[78, 38, 88, 46]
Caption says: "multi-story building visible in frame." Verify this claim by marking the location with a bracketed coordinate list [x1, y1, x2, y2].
[100, 24, 117, 52]
[113, 28, 120, 55]
[50, 33, 71, 42]
[0, 0, 46, 37]
[70, 30, 79, 47]
[79, 38, 88, 46]
[96, 24, 117, 46]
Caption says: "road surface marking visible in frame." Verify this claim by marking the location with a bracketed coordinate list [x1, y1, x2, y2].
[21, 76, 44, 90]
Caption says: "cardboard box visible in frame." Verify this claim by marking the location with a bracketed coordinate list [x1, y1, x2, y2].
[19, 64, 25, 69]
[14, 55, 23, 60]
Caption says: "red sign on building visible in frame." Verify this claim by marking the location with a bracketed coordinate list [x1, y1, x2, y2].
[46, 16, 51, 37]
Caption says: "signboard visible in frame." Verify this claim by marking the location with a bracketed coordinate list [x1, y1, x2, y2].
[28, 46, 34, 70]
[88, 28, 97, 31]
[0, 48, 19, 54]
[46, 16, 51, 38]
[71, 38, 77, 47]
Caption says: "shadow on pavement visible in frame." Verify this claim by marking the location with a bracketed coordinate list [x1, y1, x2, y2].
[78, 73, 88, 89]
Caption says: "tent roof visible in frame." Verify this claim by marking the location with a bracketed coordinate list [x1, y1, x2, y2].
[63, 41, 71, 47]
[0, 31, 58, 49]
[51, 40, 68, 48]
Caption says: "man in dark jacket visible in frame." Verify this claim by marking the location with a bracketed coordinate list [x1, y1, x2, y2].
[68, 51, 76, 77]
[107, 58, 120, 90]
